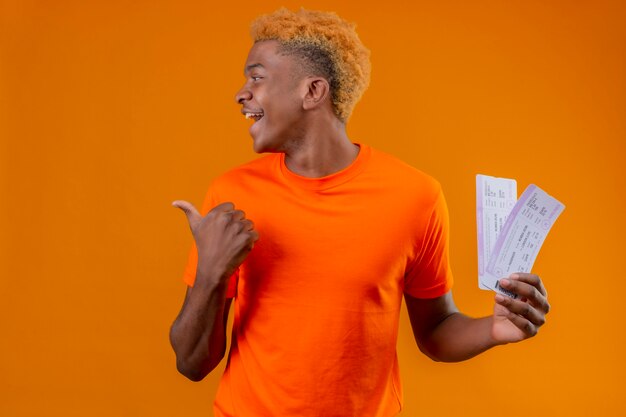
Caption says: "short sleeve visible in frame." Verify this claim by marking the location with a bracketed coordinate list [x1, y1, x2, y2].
[181, 183, 239, 298]
[403, 187, 454, 298]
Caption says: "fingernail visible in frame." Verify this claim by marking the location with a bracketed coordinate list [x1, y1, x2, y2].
[495, 294, 505, 302]
[500, 279, 510, 287]
[509, 273, 519, 279]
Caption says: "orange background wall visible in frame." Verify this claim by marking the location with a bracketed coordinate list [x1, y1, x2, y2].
[1, 0, 624, 416]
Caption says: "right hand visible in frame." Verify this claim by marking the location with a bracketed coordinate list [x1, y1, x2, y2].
[172, 200, 259, 282]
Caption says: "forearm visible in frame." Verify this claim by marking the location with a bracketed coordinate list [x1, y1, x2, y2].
[419, 313, 501, 362]
[169, 268, 230, 381]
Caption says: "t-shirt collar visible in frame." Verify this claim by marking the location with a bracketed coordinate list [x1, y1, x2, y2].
[278, 142, 371, 191]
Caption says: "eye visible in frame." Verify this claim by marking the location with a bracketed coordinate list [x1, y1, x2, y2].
[251, 76, 262, 82]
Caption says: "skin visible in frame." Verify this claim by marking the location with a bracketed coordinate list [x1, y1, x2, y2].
[236, 40, 360, 177]
[169, 39, 551, 381]
[168, 201, 258, 381]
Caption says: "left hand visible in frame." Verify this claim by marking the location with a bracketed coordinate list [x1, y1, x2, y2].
[491, 273, 551, 344]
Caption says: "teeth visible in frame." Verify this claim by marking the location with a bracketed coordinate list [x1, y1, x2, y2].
[245, 112, 263, 119]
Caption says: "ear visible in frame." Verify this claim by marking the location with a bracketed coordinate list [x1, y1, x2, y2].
[302, 77, 330, 111]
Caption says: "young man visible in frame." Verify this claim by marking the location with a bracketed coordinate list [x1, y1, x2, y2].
[169, 8, 550, 417]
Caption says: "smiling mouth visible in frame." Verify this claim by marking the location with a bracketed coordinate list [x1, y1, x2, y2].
[244, 112, 264, 122]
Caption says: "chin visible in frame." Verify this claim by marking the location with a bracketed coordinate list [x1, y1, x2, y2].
[251, 141, 265, 154]
[251, 135, 281, 154]
[251, 139, 273, 154]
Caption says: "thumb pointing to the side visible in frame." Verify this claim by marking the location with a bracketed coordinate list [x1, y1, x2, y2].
[172, 200, 202, 231]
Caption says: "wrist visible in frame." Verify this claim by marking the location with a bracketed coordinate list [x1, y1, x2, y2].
[195, 260, 231, 289]
[488, 315, 512, 347]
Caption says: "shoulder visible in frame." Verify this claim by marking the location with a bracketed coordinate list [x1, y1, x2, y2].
[367, 145, 443, 201]
[210, 153, 278, 191]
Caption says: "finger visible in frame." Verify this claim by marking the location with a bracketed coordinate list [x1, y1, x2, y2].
[240, 219, 254, 231]
[171, 200, 201, 229]
[230, 209, 246, 222]
[499, 305, 539, 337]
[509, 273, 547, 297]
[495, 294, 546, 327]
[499, 278, 550, 313]
[217, 210, 246, 233]
[213, 202, 235, 212]
[237, 229, 259, 251]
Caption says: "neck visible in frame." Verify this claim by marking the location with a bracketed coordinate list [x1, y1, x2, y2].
[282, 114, 360, 178]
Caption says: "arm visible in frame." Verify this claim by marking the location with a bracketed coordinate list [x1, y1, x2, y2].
[169, 200, 258, 381]
[169, 273, 233, 381]
[405, 273, 550, 362]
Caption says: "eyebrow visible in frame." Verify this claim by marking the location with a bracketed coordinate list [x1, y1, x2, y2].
[244, 63, 264, 75]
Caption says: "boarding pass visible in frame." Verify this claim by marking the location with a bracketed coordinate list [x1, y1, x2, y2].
[477, 176, 565, 298]
[476, 174, 517, 289]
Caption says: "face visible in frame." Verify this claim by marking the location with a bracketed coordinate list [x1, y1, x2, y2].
[235, 40, 307, 153]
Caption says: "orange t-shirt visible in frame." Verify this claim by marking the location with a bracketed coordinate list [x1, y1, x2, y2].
[182, 143, 453, 417]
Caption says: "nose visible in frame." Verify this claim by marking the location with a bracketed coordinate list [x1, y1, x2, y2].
[235, 84, 252, 104]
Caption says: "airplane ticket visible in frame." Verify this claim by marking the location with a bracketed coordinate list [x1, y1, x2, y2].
[481, 184, 565, 298]
[476, 174, 517, 290]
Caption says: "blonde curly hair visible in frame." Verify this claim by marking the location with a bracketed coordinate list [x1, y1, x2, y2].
[250, 7, 371, 123]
